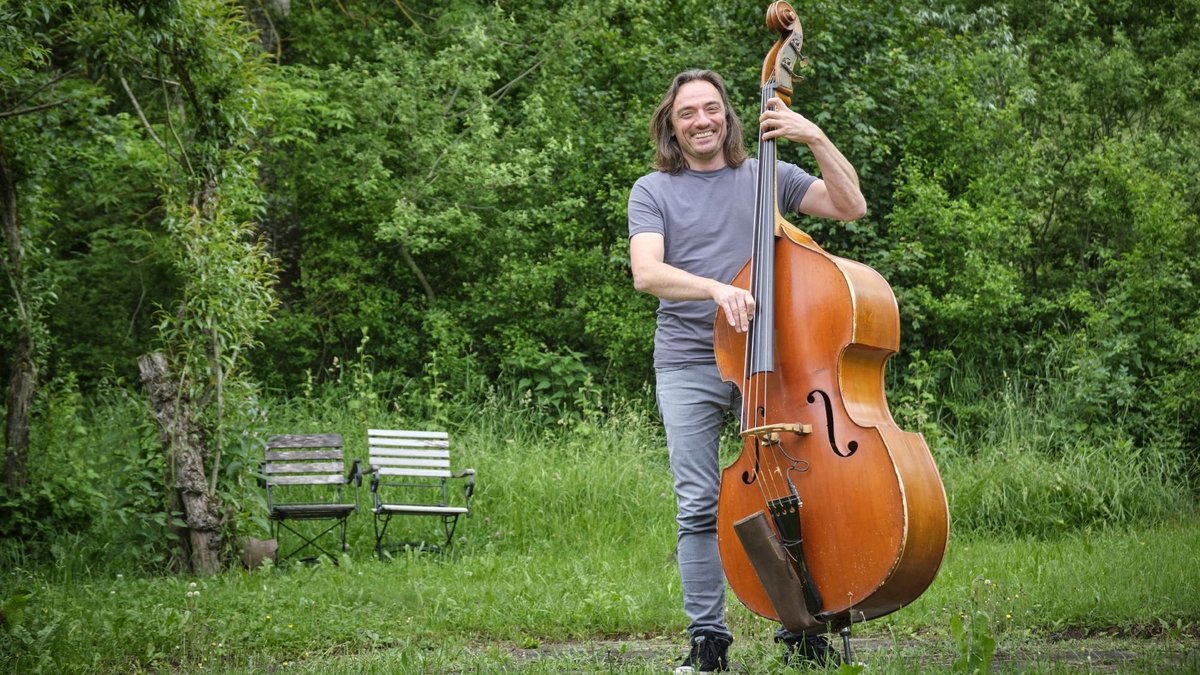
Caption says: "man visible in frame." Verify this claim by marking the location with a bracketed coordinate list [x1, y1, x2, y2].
[627, 69, 866, 673]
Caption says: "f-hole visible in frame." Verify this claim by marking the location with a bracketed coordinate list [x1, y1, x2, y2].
[741, 412, 768, 485]
[807, 390, 858, 458]
[741, 449, 759, 486]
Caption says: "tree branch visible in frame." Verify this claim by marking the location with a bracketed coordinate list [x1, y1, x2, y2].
[398, 241, 436, 301]
[119, 75, 171, 153]
[9, 69, 76, 111]
[391, 0, 425, 34]
[491, 58, 545, 103]
[0, 99, 70, 119]
[156, 56, 195, 177]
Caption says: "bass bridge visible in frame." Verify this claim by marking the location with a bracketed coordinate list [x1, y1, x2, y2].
[741, 422, 812, 445]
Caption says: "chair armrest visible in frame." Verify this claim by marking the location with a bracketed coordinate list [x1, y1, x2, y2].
[454, 468, 476, 509]
[347, 459, 363, 487]
[345, 458, 363, 511]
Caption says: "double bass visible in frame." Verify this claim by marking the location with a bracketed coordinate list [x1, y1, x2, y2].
[714, 1, 949, 636]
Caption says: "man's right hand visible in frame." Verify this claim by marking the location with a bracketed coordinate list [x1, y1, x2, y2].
[713, 283, 755, 333]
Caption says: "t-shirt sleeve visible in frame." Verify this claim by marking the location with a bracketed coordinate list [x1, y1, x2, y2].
[778, 161, 817, 215]
[628, 176, 664, 239]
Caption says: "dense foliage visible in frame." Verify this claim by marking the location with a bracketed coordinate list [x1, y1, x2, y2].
[1, 0, 1197, 567]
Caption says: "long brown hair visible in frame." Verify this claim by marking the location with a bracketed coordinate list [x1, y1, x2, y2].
[649, 69, 748, 174]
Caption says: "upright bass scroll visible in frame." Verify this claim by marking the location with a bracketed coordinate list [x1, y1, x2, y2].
[713, 1, 950, 634]
[761, 1, 806, 107]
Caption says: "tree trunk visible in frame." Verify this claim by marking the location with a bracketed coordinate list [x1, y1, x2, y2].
[3, 334, 34, 491]
[1, 148, 34, 491]
[138, 351, 224, 574]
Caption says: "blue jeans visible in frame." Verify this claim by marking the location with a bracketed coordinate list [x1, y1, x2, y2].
[655, 363, 740, 641]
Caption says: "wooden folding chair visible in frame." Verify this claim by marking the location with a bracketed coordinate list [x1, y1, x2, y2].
[367, 429, 475, 555]
[263, 434, 362, 563]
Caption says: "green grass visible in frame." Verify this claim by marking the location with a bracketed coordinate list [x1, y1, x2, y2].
[3, 522, 1197, 673]
[2, 386, 1197, 672]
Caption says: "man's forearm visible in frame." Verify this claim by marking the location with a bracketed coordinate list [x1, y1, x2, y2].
[632, 260, 723, 302]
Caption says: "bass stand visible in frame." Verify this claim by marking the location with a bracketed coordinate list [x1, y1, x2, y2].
[839, 624, 854, 664]
[836, 609, 865, 665]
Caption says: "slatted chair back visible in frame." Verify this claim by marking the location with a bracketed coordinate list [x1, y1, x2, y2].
[367, 429, 475, 555]
[265, 434, 348, 499]
[263, 433, 361, 563]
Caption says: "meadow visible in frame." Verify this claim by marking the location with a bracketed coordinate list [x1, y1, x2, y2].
[2, 386, 1197, 673]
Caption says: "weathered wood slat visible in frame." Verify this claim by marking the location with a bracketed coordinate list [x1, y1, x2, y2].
[267, 474, 346, 486]
[270, 503, 356, 518]
[265, 462, 344, 474]
[266, 449, 343, 461]
[266, 433, 343, 449]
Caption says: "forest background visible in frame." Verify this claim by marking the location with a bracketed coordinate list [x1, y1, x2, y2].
[2, 0, 1198, 590]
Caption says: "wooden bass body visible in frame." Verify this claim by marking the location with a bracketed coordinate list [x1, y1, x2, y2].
[714, 221, 949, 628]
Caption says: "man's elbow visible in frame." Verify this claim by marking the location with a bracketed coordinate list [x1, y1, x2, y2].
[631, 269, 653, 294]
[840, 196, 868, 222]
[630, 262, 665, 295]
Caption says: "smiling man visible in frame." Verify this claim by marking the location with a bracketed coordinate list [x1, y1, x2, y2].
[626, 69, 865, 673]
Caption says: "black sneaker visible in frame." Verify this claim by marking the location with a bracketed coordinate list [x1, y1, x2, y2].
[675, 632, 731, 673]
[780, 633, 842, 668]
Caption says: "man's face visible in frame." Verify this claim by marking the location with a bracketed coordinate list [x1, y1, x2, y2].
[671, 80, 727, 170]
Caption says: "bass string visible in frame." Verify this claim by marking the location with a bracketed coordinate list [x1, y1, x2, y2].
[742, 80, 775, 431]
[742, 79, 788, 505]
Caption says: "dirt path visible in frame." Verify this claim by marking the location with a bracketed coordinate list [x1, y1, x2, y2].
[497, 633, 1199, 672]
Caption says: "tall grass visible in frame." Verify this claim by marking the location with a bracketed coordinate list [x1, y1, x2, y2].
[893, 355, 1193, 538]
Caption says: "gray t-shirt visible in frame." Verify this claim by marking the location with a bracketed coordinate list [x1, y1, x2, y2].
[628, 158, 816, 368]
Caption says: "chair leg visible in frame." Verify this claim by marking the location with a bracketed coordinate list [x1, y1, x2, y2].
[373, 512, 391, 559]
[441, 514, 461, 548]
[374, 513, 460, 557]
[340, 513, 349, 552]
[275, 518, 347, 565]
